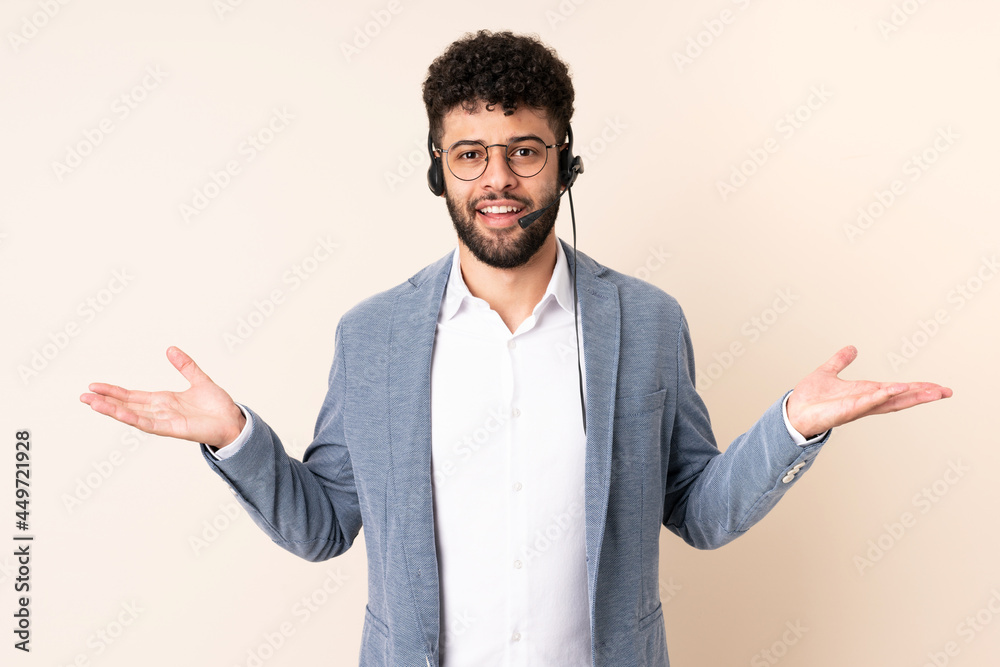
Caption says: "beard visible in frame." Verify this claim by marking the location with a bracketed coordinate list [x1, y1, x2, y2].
[446, 187, 561, 270]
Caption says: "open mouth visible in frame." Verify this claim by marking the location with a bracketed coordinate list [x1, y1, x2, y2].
[476, 202, 526, 227]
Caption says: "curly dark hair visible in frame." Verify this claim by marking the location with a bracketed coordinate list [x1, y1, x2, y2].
[422, 30, 575, 146]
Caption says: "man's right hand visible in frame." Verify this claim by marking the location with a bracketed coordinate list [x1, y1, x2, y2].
[80, 346, 247, 449]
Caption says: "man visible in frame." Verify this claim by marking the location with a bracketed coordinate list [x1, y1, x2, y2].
[81, 30, 951, 666]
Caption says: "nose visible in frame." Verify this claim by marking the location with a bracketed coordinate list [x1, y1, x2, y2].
[479, 145, 518, 191]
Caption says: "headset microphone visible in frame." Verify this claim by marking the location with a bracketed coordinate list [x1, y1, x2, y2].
[518, 180, 573, 228]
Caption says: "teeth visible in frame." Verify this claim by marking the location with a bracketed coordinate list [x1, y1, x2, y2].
[479, 205, 522, 214]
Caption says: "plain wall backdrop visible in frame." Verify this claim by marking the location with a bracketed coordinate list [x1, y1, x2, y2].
[2, 0, 997, 665]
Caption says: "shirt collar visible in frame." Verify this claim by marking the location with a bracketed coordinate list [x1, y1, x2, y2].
[439, 239, 575, 322]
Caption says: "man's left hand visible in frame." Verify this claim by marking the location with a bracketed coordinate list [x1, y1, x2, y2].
[785, 345, 953, 438]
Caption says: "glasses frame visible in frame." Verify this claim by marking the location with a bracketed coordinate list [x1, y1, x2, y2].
[435, 138, 564, 181]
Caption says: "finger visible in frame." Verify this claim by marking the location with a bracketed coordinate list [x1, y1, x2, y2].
[86, 382, 129, 401]
[82, 392, 148, 416]
[868, 382, 951, 404]
[85, 382, 155, 408]
[84, 395, 148, 429]
[166, 346, 212, 386]
[817, 345, 859, 376]
[845, 381, 949, 413]
[899, 382, 953, 399]
[864, 384, 953, 415]
[848, 382, 907, 414]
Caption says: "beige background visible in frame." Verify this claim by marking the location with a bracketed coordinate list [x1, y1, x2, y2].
[1, 0, 997, 665]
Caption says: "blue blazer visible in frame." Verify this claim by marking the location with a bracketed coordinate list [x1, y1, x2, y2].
[202, 239, 828, 666]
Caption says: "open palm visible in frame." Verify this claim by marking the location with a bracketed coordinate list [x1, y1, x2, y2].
[80, 346, 246, 448]
[786, 345, 953, 438]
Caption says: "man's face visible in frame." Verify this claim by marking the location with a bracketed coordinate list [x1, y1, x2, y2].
[438, 104, 562, 270]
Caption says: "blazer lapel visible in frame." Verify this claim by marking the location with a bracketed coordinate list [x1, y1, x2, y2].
[561, 239, 621, 606]
[385, 251, 452, 654]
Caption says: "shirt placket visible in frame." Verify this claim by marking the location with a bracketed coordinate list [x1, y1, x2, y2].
[503, 330, 528, 664]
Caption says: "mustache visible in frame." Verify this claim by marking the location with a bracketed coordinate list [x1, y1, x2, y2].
[469, 193, 533, 210]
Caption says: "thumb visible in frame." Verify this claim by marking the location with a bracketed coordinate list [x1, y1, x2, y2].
[166, 346, 212, 386]
[817, 345, 858, 376]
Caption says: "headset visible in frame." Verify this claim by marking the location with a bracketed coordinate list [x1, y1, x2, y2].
[426, 125, 583, 197]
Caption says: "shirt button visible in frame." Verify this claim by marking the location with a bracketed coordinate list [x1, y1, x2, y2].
[513, 560, 523, 569]
[507, 339, 517, 350]
[513, 482, 523, 492]
[512, 407, 521, 418]
[512, 632, 522, 642]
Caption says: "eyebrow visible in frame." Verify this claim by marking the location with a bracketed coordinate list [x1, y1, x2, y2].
[449, 134, 550, 146]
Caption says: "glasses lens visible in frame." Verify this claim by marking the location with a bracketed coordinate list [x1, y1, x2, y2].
[446, 142, 489, 181]
[506, 138, 548, 178]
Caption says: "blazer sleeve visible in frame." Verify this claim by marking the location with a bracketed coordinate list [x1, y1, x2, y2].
[661, 311, 829, 549]
[200, 319, 362, 562]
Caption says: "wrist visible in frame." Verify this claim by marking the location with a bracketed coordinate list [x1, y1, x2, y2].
[215, 403, 247, 448]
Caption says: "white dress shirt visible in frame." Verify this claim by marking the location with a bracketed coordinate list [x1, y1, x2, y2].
[430, 241, 591, 666]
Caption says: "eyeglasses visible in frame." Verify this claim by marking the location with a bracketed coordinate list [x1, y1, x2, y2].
[436, 137, 562, 181]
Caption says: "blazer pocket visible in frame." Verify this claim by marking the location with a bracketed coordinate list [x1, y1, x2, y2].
[611, 389, 667, 480]
[637, 602, 669, 666]
[359, 605, 389, 667]
[614, 389, 667, 420]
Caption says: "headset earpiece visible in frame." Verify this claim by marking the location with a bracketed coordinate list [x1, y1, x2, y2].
[559, 125, 584, 189]
[427, 132, 445, 196]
